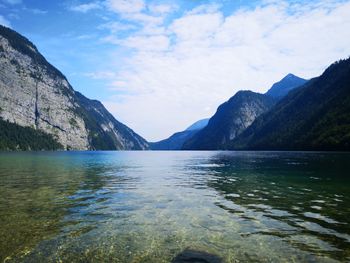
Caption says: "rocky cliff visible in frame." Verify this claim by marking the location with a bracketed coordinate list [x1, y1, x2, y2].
[182, 91, 275, 150]
[0, 25, 148, 150]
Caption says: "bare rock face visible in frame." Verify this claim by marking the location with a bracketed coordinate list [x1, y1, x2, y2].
[0, 25, 148, 150]
[0, 35, 89, 149]
[182, 91, 275, 150]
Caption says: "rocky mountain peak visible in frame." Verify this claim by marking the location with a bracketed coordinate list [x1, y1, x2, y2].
[266, 73, 307, 99]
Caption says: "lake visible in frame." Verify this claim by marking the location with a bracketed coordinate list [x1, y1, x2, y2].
[0, 151, 349, 262]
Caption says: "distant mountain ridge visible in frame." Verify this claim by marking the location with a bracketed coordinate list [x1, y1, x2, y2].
[182, 73, 309, 150]
[266, 73, 307, 99]
[150, 118, 209, 150]
[0, 25, 148, 150]
[186, 119, 209, 131]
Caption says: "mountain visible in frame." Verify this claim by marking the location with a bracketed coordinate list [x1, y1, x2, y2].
[0, 118, 63, 150]
[150, 118, 209, 150]
[266, 73, 307, 99]
[185, 118, 209, 131]
[74, 92, 148, 150]
[150, 130, 198, 150]
[232, 57, 350, 151]
[182, 91, 275, 150]
[0, 25, 148, 150]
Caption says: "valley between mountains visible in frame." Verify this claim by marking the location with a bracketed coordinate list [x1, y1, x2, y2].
[1, 25, 349, 151]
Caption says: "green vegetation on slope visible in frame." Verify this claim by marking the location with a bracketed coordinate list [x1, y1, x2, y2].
[0, 119, 63, 150]
[232, 58, 350, 151]
[75, 92, 148, 150]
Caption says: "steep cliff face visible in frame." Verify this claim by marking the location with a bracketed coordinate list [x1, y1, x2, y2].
[75, 92, 149, 150]
[0, 31, 89, 149]
[0, 25, 148, 150]
[182, 91, 275, 150]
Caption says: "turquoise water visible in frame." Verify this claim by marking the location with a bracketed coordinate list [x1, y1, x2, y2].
[0, 151, 349, 262]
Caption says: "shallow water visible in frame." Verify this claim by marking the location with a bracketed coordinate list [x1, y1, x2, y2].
[0, 151, 350, 262]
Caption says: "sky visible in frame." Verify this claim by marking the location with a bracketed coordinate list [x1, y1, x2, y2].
[1, 0, 350, 141]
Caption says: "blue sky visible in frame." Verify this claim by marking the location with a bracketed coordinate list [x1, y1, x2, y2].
[1, 0, 350, 141]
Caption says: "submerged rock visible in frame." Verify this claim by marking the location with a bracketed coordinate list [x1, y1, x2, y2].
[171, 249, 222, 263]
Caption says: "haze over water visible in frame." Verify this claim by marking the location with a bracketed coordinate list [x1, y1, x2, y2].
[0, 151, 350, 262]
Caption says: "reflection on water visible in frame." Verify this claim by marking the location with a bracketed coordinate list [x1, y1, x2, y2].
[0, 151, 350, 262]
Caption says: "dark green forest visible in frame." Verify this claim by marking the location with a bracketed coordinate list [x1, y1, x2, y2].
[231, 58, 350, 151]
[0, 119, 63, 150]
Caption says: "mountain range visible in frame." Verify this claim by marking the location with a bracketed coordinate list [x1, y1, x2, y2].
[231, 58, 350, 151]
[150, 118, 209, 150]
[182, 91, 276, 150]
[181, 59, 349, 151]
[154, 74, 309, 150]
[1, 25, 349, 151]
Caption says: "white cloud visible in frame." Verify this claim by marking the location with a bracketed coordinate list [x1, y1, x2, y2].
[122, 12, 163, 26]
[0, 15, 11, 27]
[103, 0, 175, 32]
[98, 21, 136, 33]
[119, 35, 170, 51]
[148, 3, 178, 15]
[100, 1, 170, 47]
[106, 0, 145, 14]
[70, 2, 102, 13]
[186, 3, 221, 15]
[170, 12, 223, 41]
[98, 1, 350, 141]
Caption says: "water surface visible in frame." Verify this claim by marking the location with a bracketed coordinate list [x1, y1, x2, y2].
[0, 151, 350, 262]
